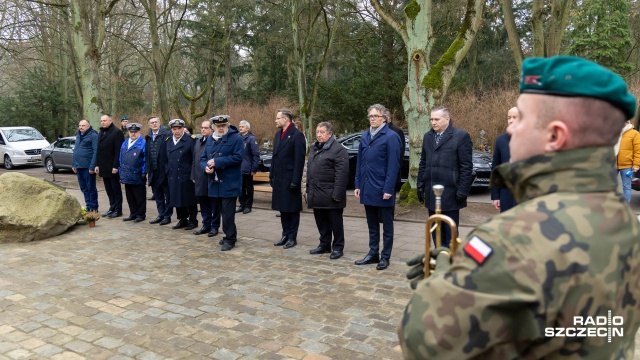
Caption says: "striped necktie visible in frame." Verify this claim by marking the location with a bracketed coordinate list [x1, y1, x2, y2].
[435, 133, 441, 145]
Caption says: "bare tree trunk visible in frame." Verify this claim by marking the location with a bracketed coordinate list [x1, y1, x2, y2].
[499, 0, 524, 70]
[371, 0, 484, 189]
[546, 0, 572, 56]
[531, 0, 545, 57]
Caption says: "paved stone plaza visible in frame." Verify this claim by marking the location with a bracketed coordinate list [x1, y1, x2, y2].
[1, 181, 639, 359]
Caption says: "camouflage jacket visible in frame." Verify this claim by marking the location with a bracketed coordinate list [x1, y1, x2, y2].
[399, 147, 640, 359]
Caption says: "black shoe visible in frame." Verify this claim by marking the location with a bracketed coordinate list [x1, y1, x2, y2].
[276, 213, 281, 217]
[309, 247, 331, 255]
[376, 258, 389, 270]
[235, 207, 244, 213]
[283, 239, 297, 249]
[149, 216, 163, 224]
[274, 236, 288, 246]
[243, 208, 252, 214]
[101, 210, 114, 217]
[208, 229, 219, 237]
[134, 216, 146, 222]
[194, 226, 211, 235]
[184, 223, 198, 231]
[172, 220, 188, 229]
[108, 212, 122, 218]
[221, 241, 235, 251]
[159, 218, 171, 226]
[329, 250, 343, 260]
[148, 195, 155, 201]
[354, 254, 380, 265]
[123, 215, 136, 222]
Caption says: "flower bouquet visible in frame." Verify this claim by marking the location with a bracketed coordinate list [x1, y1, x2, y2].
[80, 208, 101, 227]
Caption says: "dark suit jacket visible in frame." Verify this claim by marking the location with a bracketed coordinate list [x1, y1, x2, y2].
[417, 122, 473, 211]
[270, 123, 306, 212]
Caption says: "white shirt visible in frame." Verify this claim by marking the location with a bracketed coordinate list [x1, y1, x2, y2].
[127, 138, 137, 149]
[173, 135, 183, 145]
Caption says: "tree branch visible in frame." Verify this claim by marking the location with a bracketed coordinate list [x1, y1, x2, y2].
[369, 0, 407, 44]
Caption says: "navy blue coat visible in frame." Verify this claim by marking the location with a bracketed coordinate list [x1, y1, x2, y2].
[270, 124, 306, 212]
[241, 132, 260, 174]
[200, 126, 244, 198]
[191, 135, 210, 197]
[72, 127, 99, 169]
[119, 137, 146, 185]
[417, 123, 473, 211]
[354, 125, 402, 207]
[490, 132, 516, 212]
[165, 134, 197, 207]
[145, 126, 171, 186]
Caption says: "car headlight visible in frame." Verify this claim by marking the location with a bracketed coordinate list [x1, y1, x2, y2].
[9, 148, 26, 156]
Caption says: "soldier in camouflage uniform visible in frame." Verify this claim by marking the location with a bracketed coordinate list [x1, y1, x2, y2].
[398, 56, 640, 359]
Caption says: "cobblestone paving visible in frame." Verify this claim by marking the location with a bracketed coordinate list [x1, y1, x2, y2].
[0, 222, 410, 359]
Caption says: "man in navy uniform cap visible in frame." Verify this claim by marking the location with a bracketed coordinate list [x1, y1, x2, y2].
[165, 119, 198, 231]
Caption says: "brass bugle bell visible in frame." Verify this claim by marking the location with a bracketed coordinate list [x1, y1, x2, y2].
[423, 185, 460, 278]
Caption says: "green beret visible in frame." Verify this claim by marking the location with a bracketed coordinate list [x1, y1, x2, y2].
[520, 56, 637, 120]
[121, 116, 129, 121]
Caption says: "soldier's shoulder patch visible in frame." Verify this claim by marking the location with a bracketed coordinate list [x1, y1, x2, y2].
[464, 236, 493, 265]
[191, 135, 196, 139]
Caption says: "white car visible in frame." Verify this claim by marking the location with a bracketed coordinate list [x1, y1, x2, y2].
[0, 126, 50, 169]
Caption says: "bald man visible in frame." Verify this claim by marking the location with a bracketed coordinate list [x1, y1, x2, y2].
[72, 119, 100, 211]
[490, 107, 519, 212]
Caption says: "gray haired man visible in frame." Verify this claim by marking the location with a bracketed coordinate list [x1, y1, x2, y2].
[236, 120, 260, 214]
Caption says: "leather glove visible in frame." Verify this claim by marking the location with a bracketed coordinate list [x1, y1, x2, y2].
[332, 197, 341, 203]
[289, 183, 300, 192]
[141, 175, 147, 183]
[417, 189, 425, 203]
[456, 193, 467, 205]
[406, 247, 451, 289]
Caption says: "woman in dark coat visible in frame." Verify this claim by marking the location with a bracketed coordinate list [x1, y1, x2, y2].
[119, 123, 146, 222]
[306, 122, 349, 259]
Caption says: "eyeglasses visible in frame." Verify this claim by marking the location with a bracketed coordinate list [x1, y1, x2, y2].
[368, 115, 385, 119]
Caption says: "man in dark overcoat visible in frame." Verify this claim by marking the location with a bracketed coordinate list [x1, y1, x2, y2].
[145, 116, 173, 225]
[191, 118, 221, 236]
[96, 114, 125, 218]
[306, 122, 349, 260]
[490, 107, 518, 212]
[354, 104, 402, 270]
[270, 108, 307, 249]
[200, 115, 244, 251]
[417, 105, 473, 248]
[165, 119, 198, 230]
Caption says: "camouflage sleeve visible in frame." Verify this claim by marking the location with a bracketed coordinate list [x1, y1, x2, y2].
[398, 227, 544, 359]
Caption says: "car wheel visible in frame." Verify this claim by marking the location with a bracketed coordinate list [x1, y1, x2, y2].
[45, 157, 58, 173]
[4, 155, 14, 170]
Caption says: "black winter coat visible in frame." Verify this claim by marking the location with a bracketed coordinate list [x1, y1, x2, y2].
[165, 134, 197, 207]
[145, 126, 171, 186]
[96, 123, 125, 178]
[191, 135, 210, 197]
[306, 137, 349, 209]
[270, 124, 306, 212]
[417, 123, 473, 211]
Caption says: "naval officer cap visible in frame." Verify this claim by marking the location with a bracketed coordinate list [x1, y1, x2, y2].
[126, 123, 142, 132]
[209, 115, 230, 126]
[168, 119, 185, 128]
[520, 56, 637, 120]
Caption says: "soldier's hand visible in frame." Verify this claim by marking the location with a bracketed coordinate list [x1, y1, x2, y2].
[417, 189, 425, 203]
[431, 247, 451, 275]
[406, 253, 425, 290]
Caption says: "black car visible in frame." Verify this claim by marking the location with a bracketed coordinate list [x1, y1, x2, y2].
[632, 169, 640, 191]
[41, 137, 75, 173]
[337, 131, 493, 189]
[258, 147, 272, 172]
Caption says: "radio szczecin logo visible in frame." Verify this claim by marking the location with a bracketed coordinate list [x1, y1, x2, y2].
[545, 311, 623, 343]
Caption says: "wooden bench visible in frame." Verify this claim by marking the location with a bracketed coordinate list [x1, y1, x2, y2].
[252, 172, 272, 193]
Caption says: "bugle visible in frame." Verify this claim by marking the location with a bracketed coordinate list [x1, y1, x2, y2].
[423, 185, 460, 278]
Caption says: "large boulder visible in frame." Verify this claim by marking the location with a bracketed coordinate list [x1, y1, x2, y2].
[0, 172, 81, 243]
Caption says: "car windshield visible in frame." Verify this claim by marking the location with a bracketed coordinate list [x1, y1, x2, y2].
[4, 128, 45, 142]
